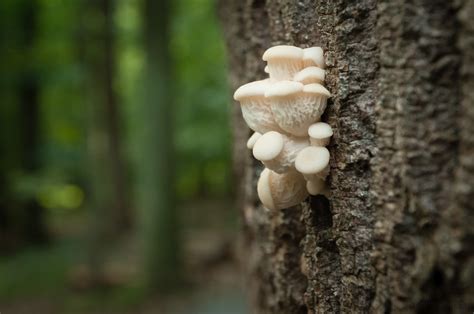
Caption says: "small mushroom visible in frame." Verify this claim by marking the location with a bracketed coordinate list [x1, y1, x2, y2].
[262, 45, 304, 80]
[306, 178, 328, 196]
[302, 47, 325, 68]
[308, 122, 333, 146]
[265, 81, 331, 136]
[233, 79, 283, 134]
[246, 132, 262, 149]
[252, 131, 309, 173]
[295, 146, 330, 181]
[257, 168, 308, 210]
[294, 66, 325, 84]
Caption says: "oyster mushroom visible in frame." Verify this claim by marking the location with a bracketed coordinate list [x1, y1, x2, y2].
[233, 79, 283, 134]
[308, 122, 333, 146]
[295, 146, 330, 181]
[262, 45, 304, 80]
[252, 131, 309, 173]
[265, 81, 331, 137]
[306, 178, 328, 196]
[302, 47, 325, 68]
[294, 66, 325, 84]
[246, 132, 262, 149]
[257, 168, 308, 210]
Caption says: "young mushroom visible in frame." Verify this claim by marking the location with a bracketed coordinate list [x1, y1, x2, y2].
[252, 131, 309, 173]
[262, 45, 304, 80]
[295, 146, 330, 181]
[302, 47, 325, 69]
[308, 122, 333, 146]
[246, 132, 262, 149]
[233, 79, 283, 134]
[265, 81, 331, 137]
[294, 66, 325, 84]
[306, 178, 328, 196]
[257, 168, 308, 210]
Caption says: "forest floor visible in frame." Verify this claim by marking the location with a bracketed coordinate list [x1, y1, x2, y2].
[0, 198, 248, 314]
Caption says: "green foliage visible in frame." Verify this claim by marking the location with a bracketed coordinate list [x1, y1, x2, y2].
[171, 0, 232, 198]
[0, 0, 234, 306]
[116, 0, 232, 200]
[0, 237, 81, 299]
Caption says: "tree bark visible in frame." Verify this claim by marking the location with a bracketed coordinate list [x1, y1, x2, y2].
[218, 0, 474, 313]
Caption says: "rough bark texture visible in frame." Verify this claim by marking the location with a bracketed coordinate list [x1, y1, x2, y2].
[218, 0, 474, 313]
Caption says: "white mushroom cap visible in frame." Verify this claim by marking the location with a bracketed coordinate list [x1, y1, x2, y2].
[266, 82, 330, 137]
[295, 146, 330, 180]
[294, 66, 325, 84]
[233, 79, 269, 101]
[262, 46, 304, 80]
[257, 168, 308, 210]
[303, 47, 325, 68]
[262, 45, 303, 61]
[253, 131, 309, 173]
[253, 131, 284, 161]
[302, 83, 331, 97]
[233, 79, 283, 134]
[308, 122, 333, 146]
[306, 178, 327, 196]
[257, 168, 275, 210]
[264, 80, 303, 98]
[247, 132, 262, 149]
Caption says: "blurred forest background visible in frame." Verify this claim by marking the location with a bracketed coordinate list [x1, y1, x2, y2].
[0, 0, 246, 313]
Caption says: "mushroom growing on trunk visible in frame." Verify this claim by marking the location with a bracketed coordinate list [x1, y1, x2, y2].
[262, 45, 304, 80]
[295, 146, 330, 181]
[265, 81, 331, 137]
[252, 131, 308, 173]
[257, 168, 308, 210]
[233, 79, 283, 134]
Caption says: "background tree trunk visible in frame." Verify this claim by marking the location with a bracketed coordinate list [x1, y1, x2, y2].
[19, 0, 48, 245]
[81, 0, 130, 285]
[140, 0, 181, 291]
[219, 0, 474, 313]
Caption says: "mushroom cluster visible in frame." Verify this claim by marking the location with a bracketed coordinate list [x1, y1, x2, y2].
[234, 45, 332, 210]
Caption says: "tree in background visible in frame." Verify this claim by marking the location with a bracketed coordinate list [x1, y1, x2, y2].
[140, 0, 181, 290]
[0, 0, 48, 249]
[219, 0, 474, 313]
[80, 0, 131, 284]
[18, 0, 48, 245]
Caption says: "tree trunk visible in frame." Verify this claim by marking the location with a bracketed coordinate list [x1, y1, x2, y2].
[140, 0, 181, 290]
[101, 0, 131, 230]
[80, 0, 130, 285]
[19, 0, 48, 244]
[219, 1, 474, 313]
